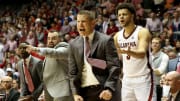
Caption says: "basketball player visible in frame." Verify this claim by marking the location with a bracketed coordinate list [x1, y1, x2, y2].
[114, 3, 156, 101]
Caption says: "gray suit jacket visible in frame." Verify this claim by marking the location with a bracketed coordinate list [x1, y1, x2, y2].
[69, 31, 122, 101]
[39, 42, 72, 98]
[167, 57, 180, 72]
[18, 56, 43, 100]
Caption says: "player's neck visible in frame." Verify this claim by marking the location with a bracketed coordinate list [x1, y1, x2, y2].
[124, 24, 136, 36]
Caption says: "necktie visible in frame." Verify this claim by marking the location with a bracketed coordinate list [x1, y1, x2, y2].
[176, 57, 180, 73]
[169, 94, 173, 101]
[84, 36, 107, 69]
[23, 59, 34, 93]
[5, 93, 8, 101]
[84, 37, 90, 57]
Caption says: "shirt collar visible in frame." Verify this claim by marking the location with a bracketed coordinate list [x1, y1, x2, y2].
[87, 30, 95, 42]
[23, 55, 31, 65]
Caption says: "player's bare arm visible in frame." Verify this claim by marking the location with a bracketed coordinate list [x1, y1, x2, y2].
[129, 28, 151, 58]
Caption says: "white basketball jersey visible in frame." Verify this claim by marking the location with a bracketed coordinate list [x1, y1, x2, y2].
[117, 26, 150, 77]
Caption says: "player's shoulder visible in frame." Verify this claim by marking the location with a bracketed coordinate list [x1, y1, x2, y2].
[138, 26, 150, 34]
[114, 29, 123, 38]
[137, 26, 151, 38]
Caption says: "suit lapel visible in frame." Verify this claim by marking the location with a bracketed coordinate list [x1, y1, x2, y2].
[28, 56, 34, 73]
[78, 37, 84, 61]
[91, 32, 99, 56]
[6, 88, 13, 100]
[175, 91, 180, 101]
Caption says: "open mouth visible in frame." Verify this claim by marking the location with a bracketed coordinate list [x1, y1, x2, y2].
[120, 20, 124, 23]
[79, 29, 85, 31]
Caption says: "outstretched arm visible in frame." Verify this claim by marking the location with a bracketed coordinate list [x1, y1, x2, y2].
[26, 43, 69, 59]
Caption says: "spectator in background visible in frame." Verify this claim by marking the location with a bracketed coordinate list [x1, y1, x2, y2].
[12, 79, 20, 93]
[171, 11, 180, 32]
[150, 37, 169, 101]
[95, 15, 103, 32]
[6, 67, 14, 78]
[1, 76, 20, 101]
[26, 30, 36, 46]
[160, 71, 180, 101]
[145, 11, 163, 36]
[69, 15, 77, 27]
[170, 10, 180, 41]
[0, 38, 5, 64]
[162, 12, 173, 28]
[175, 40, 180, 56]
[61, 11, 72, 25]
[167, 56, 180, 72]
[106, 19, 119, 36]
[64, 34, 72, 43]
[69, 25, 79, 38]
[35, 26, 45, 45]
[60, 18, 72, 35]
[163, 38, 174, 52]
[167, 49, 177, 59]
[102, 15, 109, 34]
[0, 68, 5, 79]
[135, 3, 144, 17]
[7, 35, 17, 52]
[101, 0, 116, 15]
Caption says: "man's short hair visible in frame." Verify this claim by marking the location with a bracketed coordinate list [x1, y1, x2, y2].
[78, 10, 96, 20]
[116, 3, 136, 16]
[116, 3, 136, 21]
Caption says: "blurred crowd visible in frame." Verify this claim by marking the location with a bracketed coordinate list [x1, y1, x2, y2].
[0, 0, 179, 100]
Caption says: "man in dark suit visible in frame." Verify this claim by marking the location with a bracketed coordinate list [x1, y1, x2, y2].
[161, 71, 180, 101]
[1, 76, 20, 101]
[17, 42, 43, 101]
[69, 10, 122, 101]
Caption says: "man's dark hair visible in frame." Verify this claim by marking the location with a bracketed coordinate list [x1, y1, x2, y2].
[116, 3, 136, 15]
[116, 3, 136, 21]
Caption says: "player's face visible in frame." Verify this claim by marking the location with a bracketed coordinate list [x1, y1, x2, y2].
[77, 14, 95, 36]
[117, 9, 134, 27]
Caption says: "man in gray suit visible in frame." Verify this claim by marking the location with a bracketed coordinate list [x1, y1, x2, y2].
[27, 31, 73, 101]
[69, 10, 122, 101]
[17, 42, 43, 101]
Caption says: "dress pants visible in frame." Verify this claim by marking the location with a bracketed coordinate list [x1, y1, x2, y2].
[156, 85, 162, 101]
[80, 85, 107, 101]
[44, 87, 74, 101]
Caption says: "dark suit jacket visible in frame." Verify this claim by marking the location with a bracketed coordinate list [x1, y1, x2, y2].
[69, 31, 122, 101]
[167, 57, 180, 72]
[175, 91, 180, 101]
[6, 88, 20, 101]
[17, 56, 43, 101]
